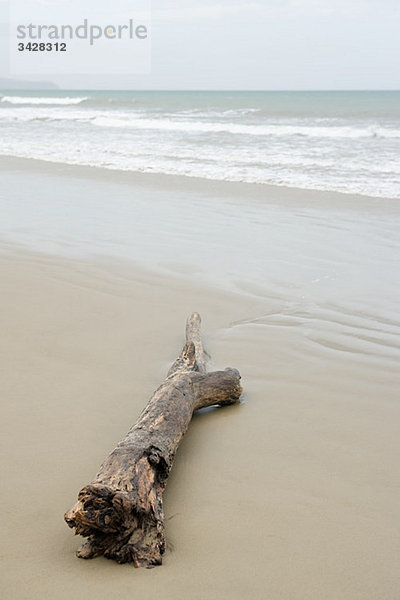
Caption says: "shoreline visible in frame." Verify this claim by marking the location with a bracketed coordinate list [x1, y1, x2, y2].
[1, 154, 399, 210]
[1, 153, 399, 331]
[1, 154, 399, 370]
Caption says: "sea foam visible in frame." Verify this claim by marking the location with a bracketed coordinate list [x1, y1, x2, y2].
[0, 96, 88, 105]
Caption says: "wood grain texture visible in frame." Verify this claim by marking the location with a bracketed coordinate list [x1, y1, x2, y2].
[65, 313, 242, 568]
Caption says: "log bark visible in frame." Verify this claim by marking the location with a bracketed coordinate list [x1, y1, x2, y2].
[64, 313, 242, 568]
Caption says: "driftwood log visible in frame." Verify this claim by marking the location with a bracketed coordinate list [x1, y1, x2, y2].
[65, 313, 242, 568]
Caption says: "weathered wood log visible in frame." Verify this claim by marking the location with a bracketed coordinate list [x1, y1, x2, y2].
[64, 313, 242, 568]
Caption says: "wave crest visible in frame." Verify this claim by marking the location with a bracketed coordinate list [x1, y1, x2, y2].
[0, 96, 88, 105]
[91, 116, 400, 139]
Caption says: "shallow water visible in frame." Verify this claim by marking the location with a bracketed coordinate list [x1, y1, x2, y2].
[1, 157, 399, 374]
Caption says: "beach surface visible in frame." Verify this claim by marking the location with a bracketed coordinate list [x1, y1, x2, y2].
[1, 158, 400, 599]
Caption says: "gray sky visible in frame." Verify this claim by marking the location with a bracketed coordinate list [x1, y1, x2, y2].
[1, 0, 399, 89]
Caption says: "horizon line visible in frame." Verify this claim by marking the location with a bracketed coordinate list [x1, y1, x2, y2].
[1, 88, 400, 93]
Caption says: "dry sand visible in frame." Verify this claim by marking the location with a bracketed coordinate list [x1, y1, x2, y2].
[1, 247, 399, 599]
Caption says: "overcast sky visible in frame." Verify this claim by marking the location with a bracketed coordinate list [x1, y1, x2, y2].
[0, 0, 399, 89]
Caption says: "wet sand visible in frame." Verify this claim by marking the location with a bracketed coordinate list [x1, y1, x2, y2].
[1, 246, 399, 600]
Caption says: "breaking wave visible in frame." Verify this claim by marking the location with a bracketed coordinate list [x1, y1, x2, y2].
[0, 95, 88, 105]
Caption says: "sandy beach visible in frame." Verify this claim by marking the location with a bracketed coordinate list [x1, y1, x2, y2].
[1, 156, 400, 599]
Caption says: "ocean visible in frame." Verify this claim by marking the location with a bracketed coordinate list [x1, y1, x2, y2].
[1, 90, 399, 198]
